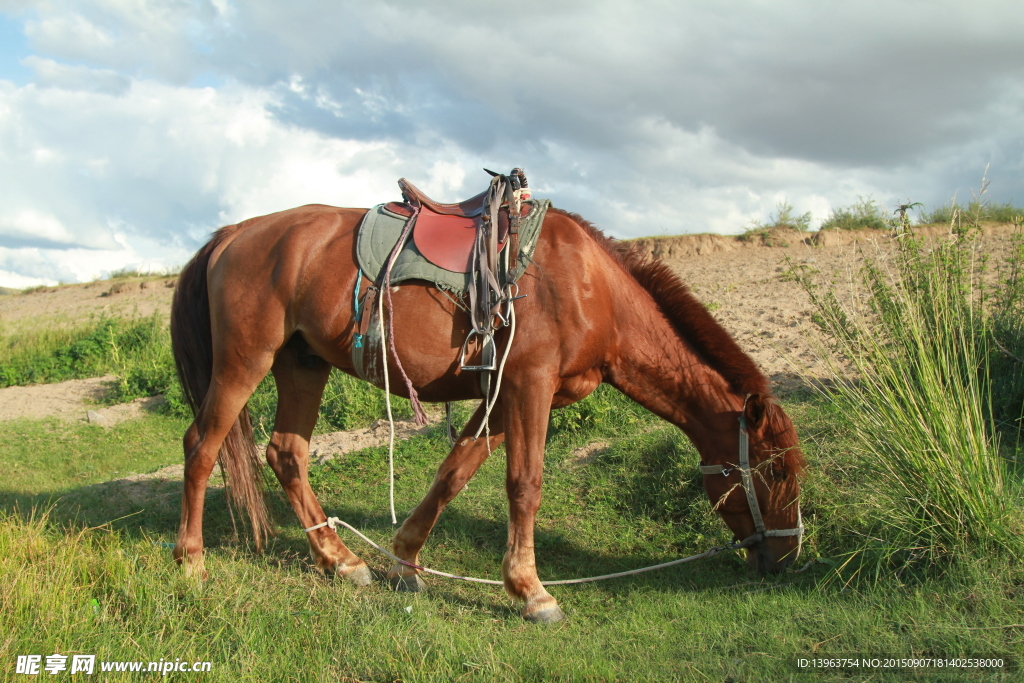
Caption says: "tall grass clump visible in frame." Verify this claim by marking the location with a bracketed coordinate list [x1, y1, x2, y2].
[921, 199, 1024, 226]
[819, 196, 895, 231]
[796, 222, 1024, 578]
[739, 200, 811, 246]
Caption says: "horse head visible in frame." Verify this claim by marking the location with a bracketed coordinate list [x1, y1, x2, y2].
[700, 393, 805, 573]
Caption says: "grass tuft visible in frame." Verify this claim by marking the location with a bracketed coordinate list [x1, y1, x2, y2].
[739, 200, 811, 246]
[795, 223, 1024, 581]
[820, 196, 896, 231]
[921, 199, 1024, 226]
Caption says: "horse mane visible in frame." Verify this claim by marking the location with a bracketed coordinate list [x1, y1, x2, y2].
[549, 208, 805, 475]
[549, 208, 770, 397]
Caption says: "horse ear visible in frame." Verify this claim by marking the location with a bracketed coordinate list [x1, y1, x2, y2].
[743, 393, 771, 431]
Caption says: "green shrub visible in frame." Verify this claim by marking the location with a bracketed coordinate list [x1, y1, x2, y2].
[0, 316, 171, 391]
[819, 196, 895, 231]
[920, 199, 1024, 226]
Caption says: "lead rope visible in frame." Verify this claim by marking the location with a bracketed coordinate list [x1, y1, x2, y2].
[378, 277, 397, 525]
[473, 294, 517, 443]
[303, 395, 809, 585]
[304, 516, 763, 586]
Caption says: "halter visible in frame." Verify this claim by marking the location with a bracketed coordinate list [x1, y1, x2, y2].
[699, 399, 804, 542]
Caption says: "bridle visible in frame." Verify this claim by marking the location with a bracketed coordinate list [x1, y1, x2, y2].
[699, 402, 805, 545]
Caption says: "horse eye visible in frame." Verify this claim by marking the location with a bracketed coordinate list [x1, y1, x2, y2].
[772, 469, 787, 482]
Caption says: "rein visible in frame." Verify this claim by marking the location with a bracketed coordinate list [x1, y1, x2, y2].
[302, 402, 801, 586]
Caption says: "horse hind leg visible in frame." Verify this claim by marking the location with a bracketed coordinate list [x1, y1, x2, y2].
[266, 340, 372, 585]
[175, 356, 273, 578]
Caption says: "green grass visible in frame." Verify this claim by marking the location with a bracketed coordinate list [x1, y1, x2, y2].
[0, 313, 413, 431]
[245, 371, 414, 441]
[2, 392, 1022, 681]
[0, 315, 174, 402]
[920, 199, 1024, 227]
[0, 416, 186, 496]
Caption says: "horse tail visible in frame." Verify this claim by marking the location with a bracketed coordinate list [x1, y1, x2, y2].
[170, 226, 272, 550]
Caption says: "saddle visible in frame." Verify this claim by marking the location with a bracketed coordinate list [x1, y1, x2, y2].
[383, 171, 529, 273]
[354, 169, 534, 397]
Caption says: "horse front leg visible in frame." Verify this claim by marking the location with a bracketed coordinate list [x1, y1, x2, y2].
[501, 376, 565, 623]
[387, 402, 504, 591]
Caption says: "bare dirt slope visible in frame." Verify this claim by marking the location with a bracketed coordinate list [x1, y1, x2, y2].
[0, 276, 177, 336]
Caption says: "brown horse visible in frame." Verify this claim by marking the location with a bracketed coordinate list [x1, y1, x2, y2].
[170, 203, 805, 623]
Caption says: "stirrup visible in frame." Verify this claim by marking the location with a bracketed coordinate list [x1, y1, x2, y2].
[460, 329, 497, 371]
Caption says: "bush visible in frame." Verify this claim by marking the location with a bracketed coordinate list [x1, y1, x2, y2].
[0, 316, 171, 391]
[920, 199, 1024, 226]
[819, 196, 895, 231]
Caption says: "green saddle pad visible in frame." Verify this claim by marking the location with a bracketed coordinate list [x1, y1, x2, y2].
[356, 199, 550, 292]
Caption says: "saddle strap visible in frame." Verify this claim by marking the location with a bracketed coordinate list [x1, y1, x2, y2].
[350, 274, 379, 383]
[468, 173, 518, 336]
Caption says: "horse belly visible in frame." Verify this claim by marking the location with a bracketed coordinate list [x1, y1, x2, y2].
[356, 284, 485, 403]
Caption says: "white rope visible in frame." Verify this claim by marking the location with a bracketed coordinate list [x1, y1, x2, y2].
[378, 284, 397, 525]
[303, 516, 762, 586]
[473, 296, 516, 441]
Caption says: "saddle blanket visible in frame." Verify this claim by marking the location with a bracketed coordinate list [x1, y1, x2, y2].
[356, 199, 550, 292]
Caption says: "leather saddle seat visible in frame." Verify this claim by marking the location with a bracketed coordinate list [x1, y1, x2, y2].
[397, 178, 488, 217]
[384, 178, 528, 274]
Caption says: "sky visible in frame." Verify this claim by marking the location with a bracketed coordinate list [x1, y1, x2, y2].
[0, 0, 1022, 288]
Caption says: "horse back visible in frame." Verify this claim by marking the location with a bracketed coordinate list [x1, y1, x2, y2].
[204, 205, 368, 369]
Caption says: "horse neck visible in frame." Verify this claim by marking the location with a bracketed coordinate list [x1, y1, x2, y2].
[605, 281, 743, 456]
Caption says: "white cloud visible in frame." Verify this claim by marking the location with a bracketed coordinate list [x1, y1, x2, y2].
[0, 209, 77, 245]
[0, 1, 1023, 285]
[22, 55, 129, 94]
[0, 268, 56, 289]
[0, 73, 499, 282]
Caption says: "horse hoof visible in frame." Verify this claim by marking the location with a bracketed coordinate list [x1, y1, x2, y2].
[180, 557, 208, 581]
[340, 565, 373, 587]
[523, 605, 566, 624]
[389, 574, 426, 593]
